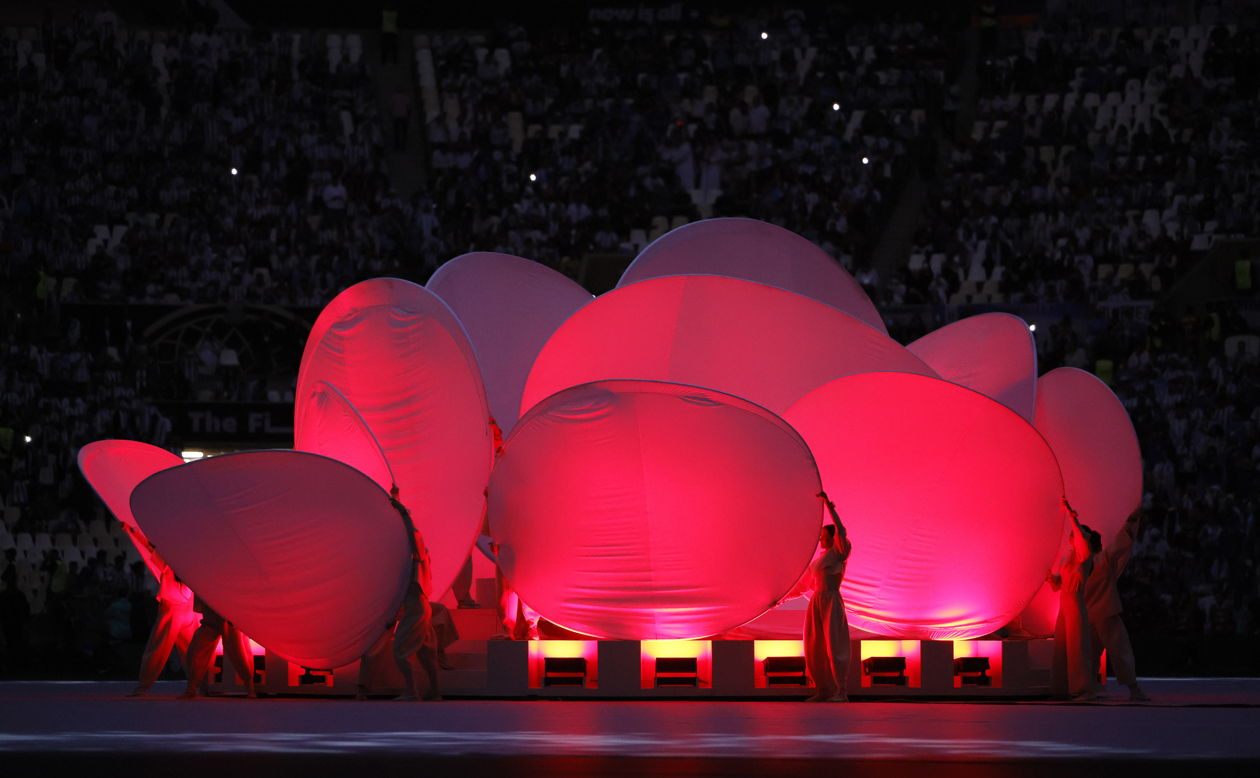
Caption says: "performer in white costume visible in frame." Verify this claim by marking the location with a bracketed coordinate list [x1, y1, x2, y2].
[804, 491, 852, 703]
[388, 485, 441, 701]
[128, 550, 198, 697]
[1049, 498, 1102, 701]
[178, 595, 257, 699]
[1087, 508, 1150, 701]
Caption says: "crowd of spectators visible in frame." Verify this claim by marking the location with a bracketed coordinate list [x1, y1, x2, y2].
[897, 10, 1260, 308]
[0, 305, 176, 672]
[3, 6, 1260, 676]
[1029, 302, 1260, 650]
[0, 12, 425, 311]
[420, 10, 951, 281]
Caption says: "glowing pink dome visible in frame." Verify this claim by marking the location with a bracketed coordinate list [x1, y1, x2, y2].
[489, 380, 822, 640]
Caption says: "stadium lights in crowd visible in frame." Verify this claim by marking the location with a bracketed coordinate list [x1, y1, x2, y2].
[761, 31, 768, 39]
[862, 157, 869, 165]
[182, 451, 205, 462]
[231, 168, 238, 176]
[832, 103, 840, 111]
[24, 435, 32, 443]
[529, 173, 537, 182]
[1029, 324, 1037, 332]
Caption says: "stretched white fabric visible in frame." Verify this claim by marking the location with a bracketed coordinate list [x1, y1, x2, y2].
[784, 372, 1065, 639]
[296, 278, 493, 600]
[130, 450, 411, 670]
[77, 440, 184, 579]
[1018, 367, 1143, 637]
[294, 380, 395, 493]
[619, 217, 887, 334]
[1034, 367, 1142, 548]
[489, 380, 823, 640]
[522, 275, 935, 418]
[427, 252, 594, 433]
[907, 312, 1038, 424]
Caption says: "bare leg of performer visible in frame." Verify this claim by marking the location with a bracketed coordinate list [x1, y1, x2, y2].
[429, 602, 459, 669]
[131, 599, 178, 697]
[356, 628, 393, 700]
[222, 622, 257, 698]
[395, 653, 420, 701]
[178, 621, 220, 700]
[1092, 615, 1148, 701]
[452, 555, 479, 608]
[416, 644, 440, 700]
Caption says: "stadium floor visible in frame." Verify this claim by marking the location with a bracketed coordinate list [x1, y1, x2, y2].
[2, 678, 1258, 777]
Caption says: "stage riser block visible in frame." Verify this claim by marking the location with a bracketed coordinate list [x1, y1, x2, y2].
[206, 639, 1056, 698]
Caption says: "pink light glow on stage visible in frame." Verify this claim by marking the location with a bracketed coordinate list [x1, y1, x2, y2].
[753, 640, 805, 688]
[522, 274, 936, 419]
[77, 440, 184, 580]
[130, 450, 411, 670]
[640, 640, 712, 688]
[954, 640, 1004, 688]
[752, 639, 806, 662]
[427, 251, 594, 434]
[295, 278, 494, 600]
[528, 641, 600, 688]
[785, 372, 1065, 640]
[859, 640, 921, 688]
[212, 638, 266, 656]
[490, 380, 822, 641]
[618, 217, 888, 334]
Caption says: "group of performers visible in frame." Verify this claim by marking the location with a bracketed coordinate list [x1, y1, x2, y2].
[1049, 500, 1149, 702]
[127, 485, 453, 702]
[124, 488, 1143, 703]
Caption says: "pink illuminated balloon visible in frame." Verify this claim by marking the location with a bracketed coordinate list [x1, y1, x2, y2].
[294, 380, 395, 493]
[522, 275, 935, 418]
[489, 380, 823, 640]
[130, 450, 411, 669]
[77, 440, 185, 579]
[296, 278, 494, 600]
[1035, 367, 1141, 548]
[619, 217, 887, 334]
[427, 252, 593, 433]
[784, 372, 1065, 640]
[1016, 580, 1061, 637]
[908, 313, 1038, 424]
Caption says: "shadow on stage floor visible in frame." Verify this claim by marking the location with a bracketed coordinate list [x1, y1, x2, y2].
[2, 678, 1258, 777]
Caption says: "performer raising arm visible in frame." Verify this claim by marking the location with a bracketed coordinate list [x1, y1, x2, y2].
[804, 491, 852, 703]
[1048, 498, 1102, 702]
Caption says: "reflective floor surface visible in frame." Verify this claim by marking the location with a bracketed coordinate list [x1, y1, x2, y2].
[2, 678, 1258, 777]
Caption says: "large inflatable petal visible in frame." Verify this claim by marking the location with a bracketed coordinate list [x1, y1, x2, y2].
[907, 313, 1038, 424]
[428, 252, 594, 434]
[130, 450, 411, 669]
[522, 275, 935, 418]
[77, 440, 184, 579]
[294, 380, 395, 493]
[784, 372, 1065, 640]
[296, 278, 493, 600]
[489, 380, 823, 640]
[1035, 367, 1142, 548]
[619, 217, 887, 334]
